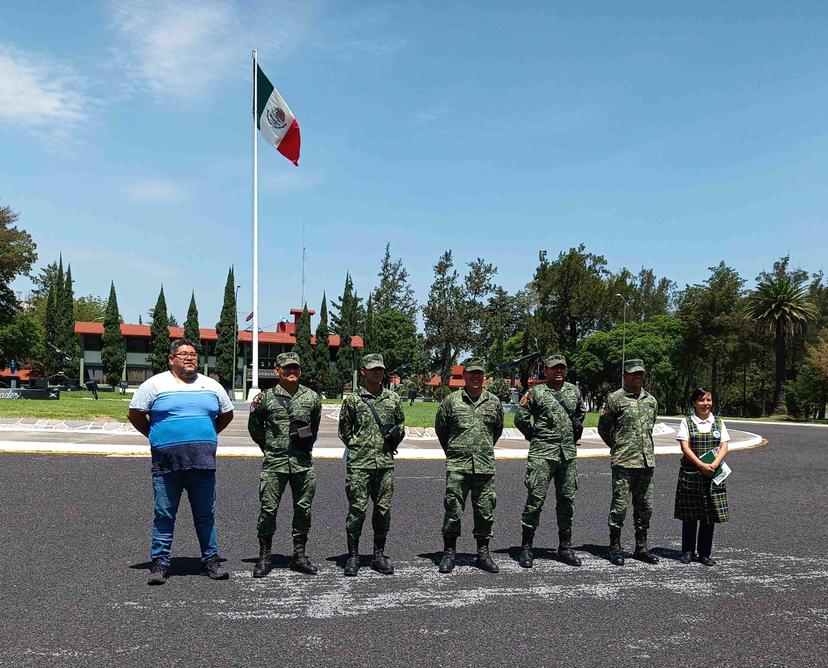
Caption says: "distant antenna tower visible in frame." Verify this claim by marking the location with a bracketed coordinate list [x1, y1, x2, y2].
[301, 224, 306, 306]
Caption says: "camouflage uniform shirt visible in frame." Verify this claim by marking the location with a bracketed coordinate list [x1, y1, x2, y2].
[597, 387, 658, 468]
[514, 381, 586, 461]
[247, 383, 322, 473]
[435, 389, 504, 474]
[339, 387, 405, 469]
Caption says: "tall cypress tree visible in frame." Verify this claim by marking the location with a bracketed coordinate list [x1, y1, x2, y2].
[292, 304, 315, 387]
[363, 294, 376, 354]
[313, 293, 333, 397]
[148, 286, 170, 375]
[333, 273, 360, 394]
[184, 291, 201, 354]
[214, 267, 237, 389]
[62, 264, 79, 375]
[101, 281, 125, 385]
[44, 278, 59, 375]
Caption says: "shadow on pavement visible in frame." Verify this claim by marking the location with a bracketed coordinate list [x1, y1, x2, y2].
[493, 545, 559, 562]
[417, 551, 479, 567]
[130, 556, 225, 576]
[325, 553, 375, 568]
[240, 553, 293, 568]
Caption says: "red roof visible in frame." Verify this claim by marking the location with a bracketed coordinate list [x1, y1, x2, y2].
[75, 322, 362, 349]
[0, 369, 33, 381]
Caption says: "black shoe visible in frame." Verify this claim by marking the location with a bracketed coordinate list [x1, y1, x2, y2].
[371, 543, 394, 575]
[147, 560, 167, 585]
[558, 545, 582, 567]
[476, 539, 499, 573]
[679, 551, 694, 564]
[201, 556, 229, 580]
[438, 549, 456, 573]
[253, 536, 272, 578]
[609, 528, 624, 565]
[698, 555, 716, 567]
[344, 540, 360, 576]
[633, 530, 659, 564]
[290, 537, 318, 575]
[518, 546, 534, 568]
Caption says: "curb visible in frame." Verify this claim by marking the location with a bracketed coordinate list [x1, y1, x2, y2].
[0, 434, 765, 460]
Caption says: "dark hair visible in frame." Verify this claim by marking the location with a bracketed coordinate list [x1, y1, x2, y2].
[689, 388, 712, 404]
[169, 339, 199, 356]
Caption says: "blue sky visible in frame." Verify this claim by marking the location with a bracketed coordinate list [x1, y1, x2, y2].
[2, 1, 826, 329]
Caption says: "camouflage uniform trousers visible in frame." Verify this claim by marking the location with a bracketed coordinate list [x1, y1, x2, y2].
[257, 468, 317, 539]
[442, 471, 497, 539]
[345, 467, 394, 543]
[608, 466, 654, 531]
[521, 457, 578, 534]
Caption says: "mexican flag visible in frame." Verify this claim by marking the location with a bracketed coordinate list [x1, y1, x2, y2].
[256, 65, 301, 165]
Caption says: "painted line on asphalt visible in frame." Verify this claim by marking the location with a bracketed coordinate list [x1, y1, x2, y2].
[0, 434, 765, 459]
[659, 416, 828, 428]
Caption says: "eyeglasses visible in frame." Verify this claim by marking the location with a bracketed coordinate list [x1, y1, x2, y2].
[172, 353, 199, 360]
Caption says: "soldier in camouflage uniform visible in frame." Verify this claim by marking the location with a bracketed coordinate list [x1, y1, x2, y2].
[247, 352, 322, 577]
[434, 358, 504, 574]
[514, 354, 586, 568]
[597, 358, 660, 566]
[338, 353, 406, 576]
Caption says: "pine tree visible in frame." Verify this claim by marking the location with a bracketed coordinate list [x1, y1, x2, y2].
[292, 304, 315, 387]
[332, 273, 363, 394]
[372, 242, 418, 318]
[44, 277, 59, 375]
[214, 267, 237, 389]
[62, 264, 79, 375]
[313, 293, 333, 397]
[184, 291, 201, 354]
[148, 286, 170, 375]
[363, 294, 376, 353]
[101, 282, 125, 386]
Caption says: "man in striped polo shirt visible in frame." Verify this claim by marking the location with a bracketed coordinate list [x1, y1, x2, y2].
[128, 339, 234, 585]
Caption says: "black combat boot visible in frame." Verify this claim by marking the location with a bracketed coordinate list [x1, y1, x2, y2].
[475, 538, 499, 573]
[609, 528, 625, 566]
[343, 539, 360, 576]
[371, 535, 394, 575]
[438, 535, 457, 573]
[518, 530, 534, 568]
[252, 536, 272, 578]
[632, 529, 659, 564]
[557, 530, 582, 567]
[289, 536, 319, 575]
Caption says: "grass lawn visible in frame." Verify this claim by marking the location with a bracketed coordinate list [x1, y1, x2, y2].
[0, 391, 132, 422]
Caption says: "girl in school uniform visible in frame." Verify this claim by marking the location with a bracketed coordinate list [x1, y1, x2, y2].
[674, 388, 730, 566]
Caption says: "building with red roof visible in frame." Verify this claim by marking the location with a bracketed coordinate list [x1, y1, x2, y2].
[75, 308, 362, 395]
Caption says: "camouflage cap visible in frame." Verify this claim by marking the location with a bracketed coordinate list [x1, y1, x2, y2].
[277, 352, 301, 368]
[361, 353, 385, 370]
[544, 354, 567, 368]
[624, 358, 646, 373]
[463, 357, 485, 372]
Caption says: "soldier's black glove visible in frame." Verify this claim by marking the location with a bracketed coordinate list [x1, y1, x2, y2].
[290, 419, 316, 452]
[572, 419, 584, 443]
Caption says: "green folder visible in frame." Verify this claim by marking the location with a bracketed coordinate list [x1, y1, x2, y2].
[699, 449, 731, 485]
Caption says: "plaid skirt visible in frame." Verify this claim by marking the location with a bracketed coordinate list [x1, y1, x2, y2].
[674, 465, 729, 523]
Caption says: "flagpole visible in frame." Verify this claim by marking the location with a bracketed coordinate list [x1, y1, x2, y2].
[251, 48, 260, 396]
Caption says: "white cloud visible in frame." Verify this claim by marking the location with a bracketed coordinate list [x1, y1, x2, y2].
[412, 107, 450, 127]
[120, 179, 186, 204]
[0, 44, 93, 139]
[108, 0, 319, 103]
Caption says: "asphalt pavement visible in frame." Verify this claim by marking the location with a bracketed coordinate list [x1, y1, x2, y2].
[0, 422, 825, 667]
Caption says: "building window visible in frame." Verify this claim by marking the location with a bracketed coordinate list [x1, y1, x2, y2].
[126, 337, 151, 353]
[85, 335, 102, 351]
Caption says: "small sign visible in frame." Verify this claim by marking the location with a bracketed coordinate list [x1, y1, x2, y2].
[0, 388, 60, 400]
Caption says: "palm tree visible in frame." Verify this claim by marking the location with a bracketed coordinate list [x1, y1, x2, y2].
[744, 276, 818, 414]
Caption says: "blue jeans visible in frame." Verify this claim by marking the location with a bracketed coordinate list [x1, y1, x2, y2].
[151, 469, 219, 566]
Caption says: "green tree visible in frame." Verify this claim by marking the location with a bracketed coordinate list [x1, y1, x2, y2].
[43, 258, 65, 375]
[292, 304, 315, 386]
[101, 282, 125, 386]
[372, 308, 418, 378]
[148, 286, 171, 375]
[745, 270, 818, 414]
[0, 203, 37, 323]
[74, 295, 107, 322]
[372, 243, 417, 319]
[464, 257, 497, 359]
[184, 291, 201, 354]
[214, 267, 238, 389]
[531, 244, 614, 360]
[363, 294, 376, 354]
[0, 311, 43, 369]
[61, 264, 80, 375]
[332, 273, 362, 394]
[423, 250, 469, 387]
[313, 293, 333, 397]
